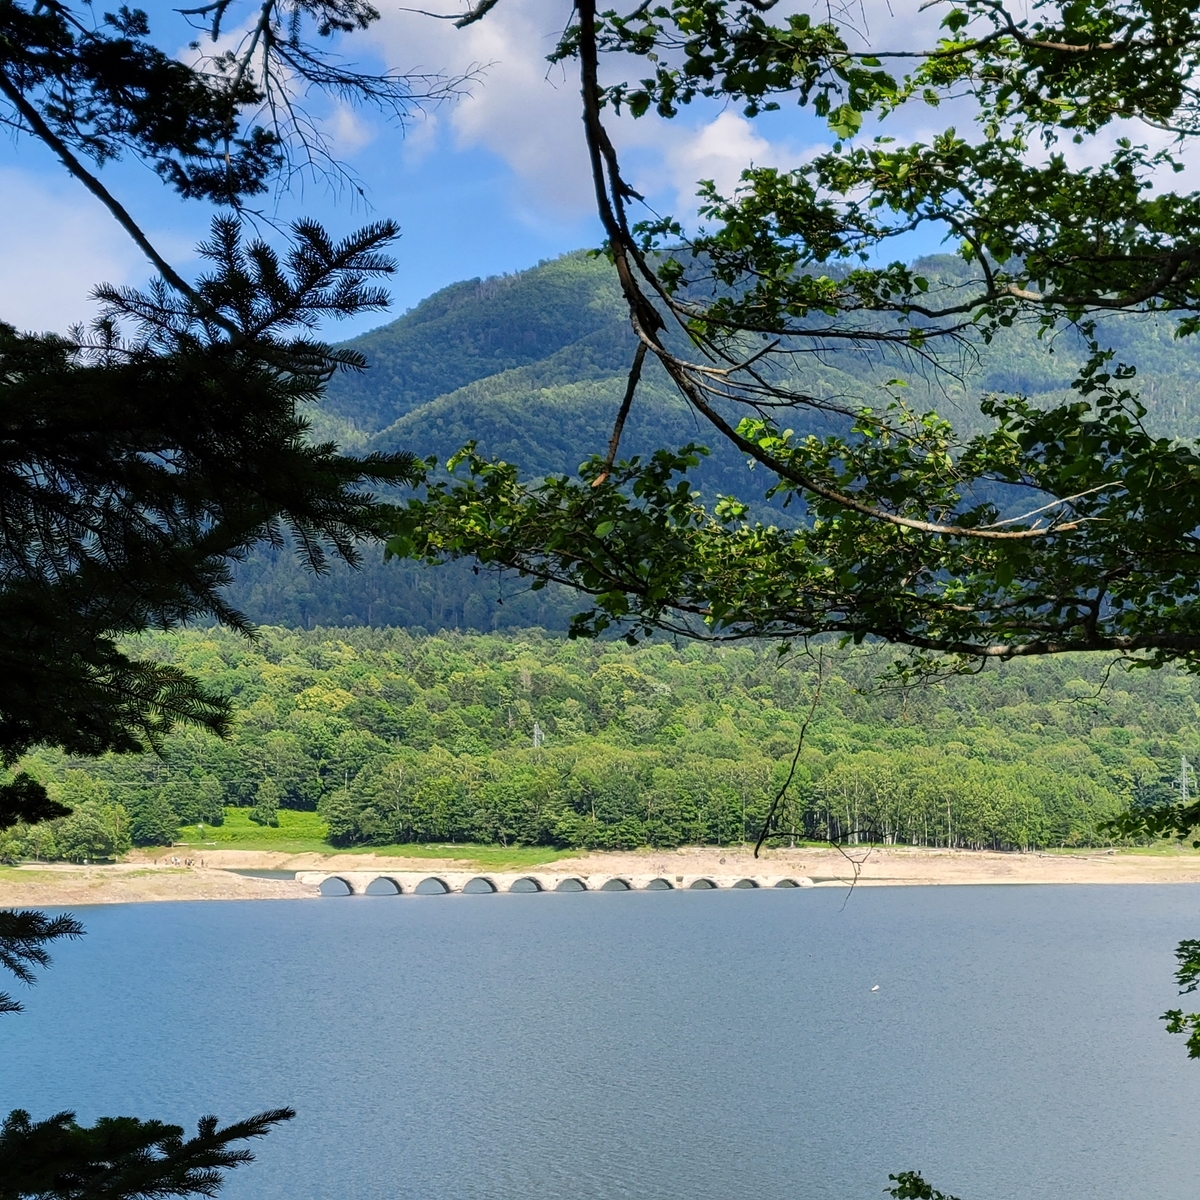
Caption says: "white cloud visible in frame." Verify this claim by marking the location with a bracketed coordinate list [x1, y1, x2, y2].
[328, 104, 378, 156]
[0, 170, 149, 334]
[368, 0, 836, 218]
[398, 105, 442, 165]
[367, 0, 1200, 239]
[365, 0, 975, 224]
[657, 112, 787, 216]
[670, 112, 774, 188]
[840, 0, 949, 52]
[370, 0, 594, 211]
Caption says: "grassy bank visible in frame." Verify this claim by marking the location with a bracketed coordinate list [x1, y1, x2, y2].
[173, 808, 574, 868]
[175, 808, 332, 853]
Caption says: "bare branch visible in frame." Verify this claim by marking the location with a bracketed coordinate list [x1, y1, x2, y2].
[755, 651, 824, 857]
[455, 0, 502, 26]
[979, 483, 1123, 528]
[593, 343, 647, 487]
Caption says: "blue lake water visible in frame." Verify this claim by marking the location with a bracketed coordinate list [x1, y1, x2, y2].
[4, 885, 1200, 1200]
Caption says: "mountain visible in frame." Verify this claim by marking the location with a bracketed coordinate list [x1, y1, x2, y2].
[226, 251, 1200, 632]
[322, 252, 627, 432]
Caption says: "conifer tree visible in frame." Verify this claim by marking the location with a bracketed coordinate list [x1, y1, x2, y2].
[0, 0, 467, 808]
[0, 1, 461, 1192]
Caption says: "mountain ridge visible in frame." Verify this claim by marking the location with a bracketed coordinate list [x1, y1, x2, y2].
[323, 251, 626, 432]
[228, 250, 1200, 632]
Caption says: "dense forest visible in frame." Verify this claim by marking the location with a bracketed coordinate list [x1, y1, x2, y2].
[6, 627, 1197, 862]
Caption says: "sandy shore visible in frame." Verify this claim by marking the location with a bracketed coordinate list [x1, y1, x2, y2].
[4, 845, 1200, 906]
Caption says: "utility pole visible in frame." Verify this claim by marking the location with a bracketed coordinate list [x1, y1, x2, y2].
[532, 721, 544, 750]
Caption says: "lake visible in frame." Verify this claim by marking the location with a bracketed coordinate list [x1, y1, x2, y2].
[4, 885, 1200, 1200]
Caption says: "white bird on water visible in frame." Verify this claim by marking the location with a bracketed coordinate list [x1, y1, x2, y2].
[870, 984, 880, 992]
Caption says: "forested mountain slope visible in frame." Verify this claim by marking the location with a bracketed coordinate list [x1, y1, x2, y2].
[321, 253, 628, 432]
[228, 251, 1200, 632]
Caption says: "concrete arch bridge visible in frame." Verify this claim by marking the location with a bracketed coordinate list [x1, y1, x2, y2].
[296, 870, 817, 896]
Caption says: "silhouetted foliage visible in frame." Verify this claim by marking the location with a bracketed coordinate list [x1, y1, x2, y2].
[0, 216, 420, 780]
[0, 3, 446, 1194]
[0, 911, 83, 1016]
[0, 1106, 294, 1200]
[0, 775, 69, 833]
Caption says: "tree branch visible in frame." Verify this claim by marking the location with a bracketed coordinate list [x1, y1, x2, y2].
[593, 343, 646, 487]
[755, 650, 824, 857]
[0, 69, 240, 338]
[573, 4, 1079, 544]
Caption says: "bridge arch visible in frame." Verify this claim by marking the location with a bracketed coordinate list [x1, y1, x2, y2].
[555, 877, 587, 891]
[462, 876, 497, 894]
[774, 878, 800, 888]
[732, 878, 759, 889]
[414, 876, 451, 895]
[689, 878, 717, 889]
[509, 877, 543, 892]
[599, 877, 632, 891]
[645, 878, 673, 890]
[318, 876, 354, 897]
[365, 876, 402, 895]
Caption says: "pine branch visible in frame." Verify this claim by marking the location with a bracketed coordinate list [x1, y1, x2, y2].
[0, 1106, 294, 1200]
[0, 911, 84, 1013]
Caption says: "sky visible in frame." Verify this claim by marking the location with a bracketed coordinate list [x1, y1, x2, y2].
[0, 0, 1127, 338]
[0, 0, 968, 336]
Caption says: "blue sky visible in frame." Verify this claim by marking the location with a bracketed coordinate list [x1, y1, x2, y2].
[0, 0, 957, 338]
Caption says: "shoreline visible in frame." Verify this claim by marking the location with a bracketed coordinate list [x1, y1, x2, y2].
[6, 845, 1200, 905]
